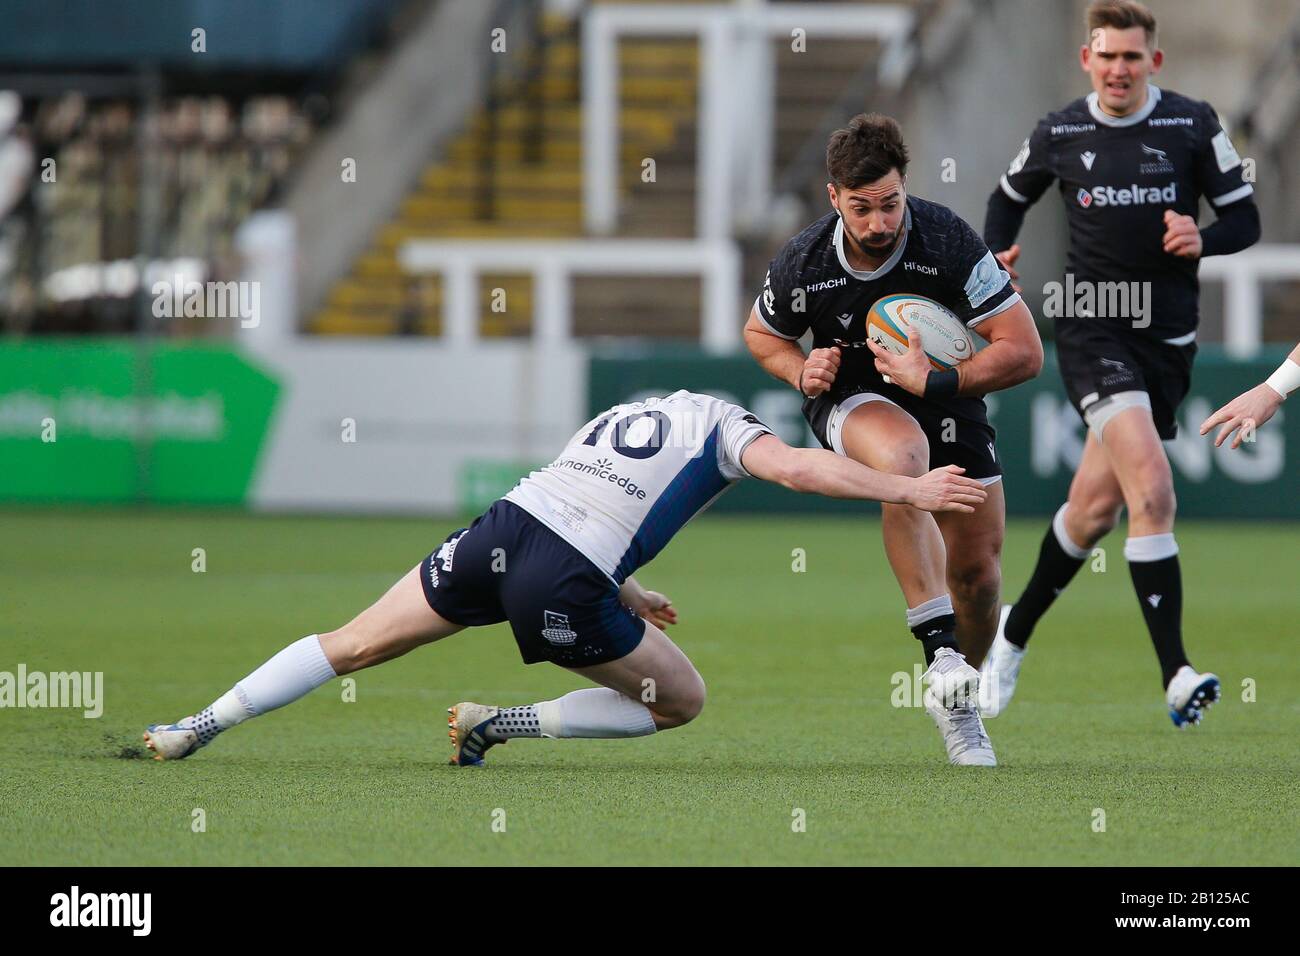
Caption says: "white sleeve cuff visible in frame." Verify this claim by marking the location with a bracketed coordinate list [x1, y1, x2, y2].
[999, 174, 1029, 204]
[1211, 183, 1254, 207]
[731, 428, 772, 479]
[751, 295, 800, 340]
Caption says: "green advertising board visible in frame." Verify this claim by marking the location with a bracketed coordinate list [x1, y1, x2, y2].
[0, 340, 280, 503]
[589, 345, 1299, 518]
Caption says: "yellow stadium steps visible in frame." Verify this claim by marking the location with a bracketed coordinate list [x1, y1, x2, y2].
[539, 41, 698, 73]
[398, 195, 582, 221]
[312, 20, 701, 337]
[377, 222, 583, 249]
[468, 106, 680, 141]
[421, 164, 583, 191]
[446, 135, 672, 165]
[326, 278, 536, 312]
[504, 74, 697, 105]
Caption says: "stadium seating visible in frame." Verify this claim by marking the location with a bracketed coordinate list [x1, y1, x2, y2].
[1, 94, 311, 335]
[309, 13, 702, 339]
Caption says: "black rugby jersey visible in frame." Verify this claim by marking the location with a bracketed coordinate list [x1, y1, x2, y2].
[997, 85, 1254, 342]
[754, 195, 1019, 420]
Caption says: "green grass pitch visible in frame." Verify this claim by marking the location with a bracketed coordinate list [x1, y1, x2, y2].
[1, 508, 1296, 866]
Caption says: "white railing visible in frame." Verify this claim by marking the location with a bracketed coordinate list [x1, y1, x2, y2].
[1199, 244, 1300, 357]
[582, 3, 914, 239]
[394, 240, 1300, 355]
[398, 238, 742, 352]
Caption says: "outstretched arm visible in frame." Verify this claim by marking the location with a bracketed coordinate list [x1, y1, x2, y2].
[1200, 343, 1300, 448]
[739, 434, 988, 513]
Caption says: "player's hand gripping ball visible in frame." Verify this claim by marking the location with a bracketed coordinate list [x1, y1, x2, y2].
[865, 294, 975, 396]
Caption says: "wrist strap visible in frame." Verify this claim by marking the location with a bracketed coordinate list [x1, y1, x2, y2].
[924, 368, 959, 399]
[1265, 358, 1300, 398]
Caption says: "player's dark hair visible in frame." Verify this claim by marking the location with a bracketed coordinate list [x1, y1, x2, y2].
[1086, 0, 1157, 48]
[825, 113, 909, 190]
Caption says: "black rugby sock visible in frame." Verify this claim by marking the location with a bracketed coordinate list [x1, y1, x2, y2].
[908, 595, 960, 666]
[1125, 534, 1189, 688]
[1005, 505, 1089, 648]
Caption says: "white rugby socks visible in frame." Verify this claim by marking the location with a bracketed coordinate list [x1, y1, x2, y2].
[534, 688, 658, 738]
[172, 636, 660, 752]
[179, 635, 337, 744]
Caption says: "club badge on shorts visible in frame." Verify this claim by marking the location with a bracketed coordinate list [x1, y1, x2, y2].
[542, 610, 577, 646]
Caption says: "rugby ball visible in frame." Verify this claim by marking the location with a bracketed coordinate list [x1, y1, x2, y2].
[866, 293, 975, 371]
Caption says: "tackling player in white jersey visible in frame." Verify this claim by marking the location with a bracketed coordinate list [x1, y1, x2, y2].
[144, 390, 991, 767]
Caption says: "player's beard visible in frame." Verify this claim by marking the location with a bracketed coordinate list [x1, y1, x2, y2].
[844, 217, 902, 260]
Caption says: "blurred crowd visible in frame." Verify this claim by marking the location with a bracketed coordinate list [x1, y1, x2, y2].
[0, 92, 312, 334]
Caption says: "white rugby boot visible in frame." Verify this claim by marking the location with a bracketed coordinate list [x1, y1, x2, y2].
[447, 702, 504, 766]
[923, 648, 996, 766]
[979, 605, 1025, 718]
[1166, 666, 1220, 728]
[142, 719, 205, 761]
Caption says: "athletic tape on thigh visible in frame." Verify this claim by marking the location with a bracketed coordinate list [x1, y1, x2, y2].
[1083, 390, 1151, 439]
[828, 392, 911, 457]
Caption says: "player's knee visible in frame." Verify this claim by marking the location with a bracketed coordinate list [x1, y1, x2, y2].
[1129, 468, 1176, 525]
[1130, 483, 1176, 526]
[655, 673, 706, 728]
[1075, 493, 1123, 541]
[949, 560, 1000, 612]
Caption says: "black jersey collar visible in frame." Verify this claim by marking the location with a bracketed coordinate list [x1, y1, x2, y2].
[833, 203, 912, 281]
[1086, 84, 1161, 127]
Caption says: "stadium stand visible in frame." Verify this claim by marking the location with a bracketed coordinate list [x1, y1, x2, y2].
[0, 0, 413, 335]
[1, 0, 1296, 347]
[1, 94, 311, 335]
[309, 10, 704, 340]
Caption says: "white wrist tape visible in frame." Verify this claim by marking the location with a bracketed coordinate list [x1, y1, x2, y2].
[1265, 358, 1300, 398]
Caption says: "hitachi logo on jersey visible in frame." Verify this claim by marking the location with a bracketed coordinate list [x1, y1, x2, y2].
[805, 278, 848, 294]
[1078, 182, 1177, 207]
[904, 262, 938, 275]
[1051, 122, 1096, 135]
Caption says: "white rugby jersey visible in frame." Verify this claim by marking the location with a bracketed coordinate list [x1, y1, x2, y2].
[505, 390, 772, 582]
